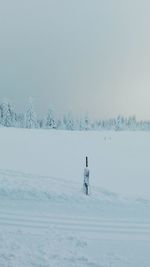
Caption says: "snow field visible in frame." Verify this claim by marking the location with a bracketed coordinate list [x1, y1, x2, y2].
[0, 128, 150, 266]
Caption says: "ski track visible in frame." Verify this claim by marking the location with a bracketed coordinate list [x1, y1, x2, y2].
[0, 210, 150, 241]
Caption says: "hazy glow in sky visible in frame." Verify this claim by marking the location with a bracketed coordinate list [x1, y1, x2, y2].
[0, 0, 150, 119]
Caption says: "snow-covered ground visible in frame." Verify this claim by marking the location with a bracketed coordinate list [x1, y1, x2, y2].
[0, 128, 150, 266]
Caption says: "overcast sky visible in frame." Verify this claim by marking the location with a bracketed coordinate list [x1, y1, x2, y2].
[0, 0, 150, 119]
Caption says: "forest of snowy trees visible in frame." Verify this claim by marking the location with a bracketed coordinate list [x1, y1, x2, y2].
[0, 99, 150, 131]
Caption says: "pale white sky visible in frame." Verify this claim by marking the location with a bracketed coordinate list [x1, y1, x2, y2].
[0, 0, 150, 119]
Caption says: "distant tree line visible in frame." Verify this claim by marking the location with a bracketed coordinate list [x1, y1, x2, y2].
[0, 99, 150, 131]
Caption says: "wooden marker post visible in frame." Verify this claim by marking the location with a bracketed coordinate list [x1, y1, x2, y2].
[86, 156, 88, 167]
[84, 156, 89, 195]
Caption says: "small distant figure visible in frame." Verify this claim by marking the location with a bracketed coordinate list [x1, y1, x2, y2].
[83, 156, 90, 195]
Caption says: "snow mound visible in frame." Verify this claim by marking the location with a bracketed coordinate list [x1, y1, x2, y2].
[0, 169, 121, 203]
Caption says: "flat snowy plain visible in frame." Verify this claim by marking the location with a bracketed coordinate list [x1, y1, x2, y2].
[0, 128, 150, 267]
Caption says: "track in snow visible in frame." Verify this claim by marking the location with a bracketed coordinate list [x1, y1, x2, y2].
[0, 210, 150, 241]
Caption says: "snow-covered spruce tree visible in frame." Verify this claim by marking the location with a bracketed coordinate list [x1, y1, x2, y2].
[115, 115, 125, 131]
[46, 109, 57, 129]
[79, 117, 84, 130]
[25, 99, 37, 128]
[83, 114, 91, 130]
[0, 100, 16, 127]
[78, 115, 90, 131]
[108, 118, 116, 130]
[94, 120, 102, 131]
[63, 112, 75, 130]
[127, 116, 137, 130]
